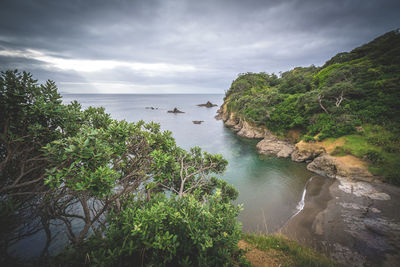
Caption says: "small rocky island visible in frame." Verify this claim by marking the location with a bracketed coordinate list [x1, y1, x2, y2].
[192, 120, 204, 124]
[197, 101, 217, 108]
[167, 107, 185, 113]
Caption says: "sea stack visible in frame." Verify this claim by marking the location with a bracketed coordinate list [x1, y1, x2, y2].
[197, 101, 217, 108]
[167, 107, 185, 113]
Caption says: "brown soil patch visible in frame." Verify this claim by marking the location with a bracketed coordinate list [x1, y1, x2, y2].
[238, 240, 288, 267]
[317, 137, 346, 154]
[334, 155, 367, 167]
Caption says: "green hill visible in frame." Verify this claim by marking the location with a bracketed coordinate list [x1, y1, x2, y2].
[223, 29, 400, 184]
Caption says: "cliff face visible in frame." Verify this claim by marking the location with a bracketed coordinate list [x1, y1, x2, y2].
[218, 105, 378, 182]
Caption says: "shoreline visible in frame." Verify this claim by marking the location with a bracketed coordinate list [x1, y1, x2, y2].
[216, 106, 382, 183]
[282, 176, 400, 266]
[217, 108, 400, 266]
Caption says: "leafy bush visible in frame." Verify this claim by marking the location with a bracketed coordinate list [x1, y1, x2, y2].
[57, 192, 243, 267]
[302, 135, 315, 142]
[1, 70, 243, 265]
[364, 150, 385, 164]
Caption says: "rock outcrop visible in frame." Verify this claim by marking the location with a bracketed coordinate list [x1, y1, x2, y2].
[256, 136, 294, 158]
[197, 101, 218, 107]
[167, 107, 185, 113]
[224, 112, 240, 127]
[306, 154, 337, 178]
[237, 121, 268, 139]
[215, 104, 230, 121]
[307, 154, 376, 182]
[232, 119, 243, 132]
[215, 108, 223, 120]
[291, 141, 326, 162]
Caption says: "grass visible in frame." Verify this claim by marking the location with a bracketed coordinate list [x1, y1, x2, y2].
[242, 233, 337, 267]
[327, 124, 400, 184]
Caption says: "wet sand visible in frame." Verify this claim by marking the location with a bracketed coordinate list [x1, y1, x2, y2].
[282, 176, 400, 266]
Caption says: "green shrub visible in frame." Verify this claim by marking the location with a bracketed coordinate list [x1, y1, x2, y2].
[385, 168, 400, 185]
[302, 135, 315, 142]
[58, 193, 243, 266]
[384, 145, 400, 153]
[364, 150, 385, 164]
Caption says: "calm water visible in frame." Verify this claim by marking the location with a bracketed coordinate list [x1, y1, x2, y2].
[15, 94, 315, 258]
[62, 94, 313, 232]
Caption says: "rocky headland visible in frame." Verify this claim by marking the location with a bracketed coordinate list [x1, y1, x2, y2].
[216, 104, 379, 182]
[216, 104, 400, 266]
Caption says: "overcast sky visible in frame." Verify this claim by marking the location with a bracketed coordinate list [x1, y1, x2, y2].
[0, 0, 399, 94]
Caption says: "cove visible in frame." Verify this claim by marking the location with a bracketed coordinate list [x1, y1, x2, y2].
[62, 93, 316, 233]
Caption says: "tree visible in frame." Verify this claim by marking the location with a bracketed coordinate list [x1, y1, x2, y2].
[0, 70, 78, 260]
[42, 118, 177, 245]
[1, 70, 242, 265]
[151, 146, 228, 198]
[56, 192, 243, 266]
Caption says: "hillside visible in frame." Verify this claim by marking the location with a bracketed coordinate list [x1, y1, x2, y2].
[222, 29, 400, 184]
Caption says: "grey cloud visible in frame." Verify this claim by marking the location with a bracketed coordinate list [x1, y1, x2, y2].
[0, 0, 399, 93]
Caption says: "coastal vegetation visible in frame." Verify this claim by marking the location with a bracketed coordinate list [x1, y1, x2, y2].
[0, 70, 331, 266]
[0, 70, 242, 265]
[223, 30, 400, 184]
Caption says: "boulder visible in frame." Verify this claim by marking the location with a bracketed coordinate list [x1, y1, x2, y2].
[291, 140, 326, 162]
[307, 154, 376, 182]
[256, 135, 294, 158]
[306, 154, 337, 178]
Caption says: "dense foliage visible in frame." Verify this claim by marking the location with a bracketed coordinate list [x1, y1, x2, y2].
[224, 30, 400, 183]
[0, 70, 243, 266]
[57, 192, 242, 266]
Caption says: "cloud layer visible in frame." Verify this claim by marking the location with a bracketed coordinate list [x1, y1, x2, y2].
[1, 0, 399, 93]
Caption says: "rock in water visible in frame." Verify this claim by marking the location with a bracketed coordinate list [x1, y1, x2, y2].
[256, 136, 294, 158]
[197, 101, 217, 107]
[167, 107, 185, 113]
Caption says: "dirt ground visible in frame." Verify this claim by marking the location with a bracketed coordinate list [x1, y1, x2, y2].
[238, 240, 288, 267]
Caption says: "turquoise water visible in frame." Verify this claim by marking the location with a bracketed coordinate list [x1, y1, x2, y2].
[62, 94, 314, 232]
